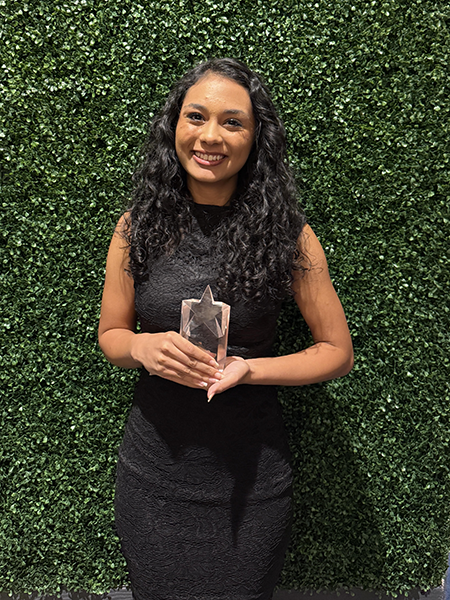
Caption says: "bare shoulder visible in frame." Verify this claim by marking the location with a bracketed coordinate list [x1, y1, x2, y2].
[107, 213, 131, 264]
[111, 211, 131, 242]
[296, 224, 330, 279]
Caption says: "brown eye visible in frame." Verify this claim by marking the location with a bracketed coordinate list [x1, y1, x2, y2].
[225, 119, 243, 127]
[187, 112, 204, 122]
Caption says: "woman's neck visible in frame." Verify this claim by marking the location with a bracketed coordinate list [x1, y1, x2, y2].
[187, 176, 237, 206]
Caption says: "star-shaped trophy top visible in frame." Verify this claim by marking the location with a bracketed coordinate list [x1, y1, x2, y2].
[184, 285, 226, 338]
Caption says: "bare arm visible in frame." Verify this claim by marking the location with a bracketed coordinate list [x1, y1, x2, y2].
[207, 225, 353, 399]
[98, 216, 224, 388]
[97, 217, 139, 368]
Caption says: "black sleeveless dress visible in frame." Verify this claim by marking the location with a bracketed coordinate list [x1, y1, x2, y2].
[115, 204, 293, 600]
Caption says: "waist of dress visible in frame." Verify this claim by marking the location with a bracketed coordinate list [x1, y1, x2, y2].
[132, 371, 285, 450]
[134, 368, 277, 404]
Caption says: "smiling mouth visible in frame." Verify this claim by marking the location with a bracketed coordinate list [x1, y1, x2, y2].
[193, 151, 226, 164]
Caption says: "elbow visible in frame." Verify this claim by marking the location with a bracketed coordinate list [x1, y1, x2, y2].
[345, 351, 354, 375]
[97, 328, 108, 356]
[339, 346, 354, 377]
[98, 331, 113, 364]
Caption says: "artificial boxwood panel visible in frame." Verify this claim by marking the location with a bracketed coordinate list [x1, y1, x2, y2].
[1, 0, 449, 595]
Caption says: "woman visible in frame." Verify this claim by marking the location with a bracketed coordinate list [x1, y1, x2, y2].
[99, 58, 353, 600]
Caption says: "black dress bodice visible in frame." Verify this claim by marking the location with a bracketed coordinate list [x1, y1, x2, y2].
[134, 203, 283, 360]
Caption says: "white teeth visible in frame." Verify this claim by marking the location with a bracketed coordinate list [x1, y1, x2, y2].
[195, 152, 224, 162]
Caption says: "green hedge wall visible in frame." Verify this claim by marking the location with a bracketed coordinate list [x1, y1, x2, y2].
[1, 0, 449, 595]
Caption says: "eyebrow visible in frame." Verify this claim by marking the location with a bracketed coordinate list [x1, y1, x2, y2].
[184, 103, 250, 118]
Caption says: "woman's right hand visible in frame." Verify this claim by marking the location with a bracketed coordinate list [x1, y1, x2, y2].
[131, 331, 223, 389]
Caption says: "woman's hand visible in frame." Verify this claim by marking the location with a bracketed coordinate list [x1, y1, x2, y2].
[131, 331, 224, 390]
[207, 356, 250, 401]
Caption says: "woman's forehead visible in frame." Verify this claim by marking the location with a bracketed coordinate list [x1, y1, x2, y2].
[182, 73, 253, 114]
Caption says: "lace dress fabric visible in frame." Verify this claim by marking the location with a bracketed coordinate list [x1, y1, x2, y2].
[115, 204, 293, 600]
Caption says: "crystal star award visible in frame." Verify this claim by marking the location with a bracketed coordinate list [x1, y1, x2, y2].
[180, 285, 230, 371]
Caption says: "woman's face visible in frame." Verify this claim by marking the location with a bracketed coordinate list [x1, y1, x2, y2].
[175, 73, 255, 198]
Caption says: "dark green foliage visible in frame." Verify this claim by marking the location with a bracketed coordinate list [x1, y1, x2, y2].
[1, 0, 449, 595]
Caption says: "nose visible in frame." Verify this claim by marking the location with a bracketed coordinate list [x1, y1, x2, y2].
[199, 119, 222, 145]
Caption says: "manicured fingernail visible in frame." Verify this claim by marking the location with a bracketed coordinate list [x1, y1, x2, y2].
[207, 393, 214, 402]
[214, 372, 223, 379]
[199, 381, 208, 388]
[209, 359, 219, 368]
[208, 378, 220, 384]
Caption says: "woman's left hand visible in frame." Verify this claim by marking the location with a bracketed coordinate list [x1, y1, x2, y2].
[207, 356, 250, 401]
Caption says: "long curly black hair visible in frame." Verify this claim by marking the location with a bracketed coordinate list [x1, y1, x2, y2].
[126, 58, 307, 304]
